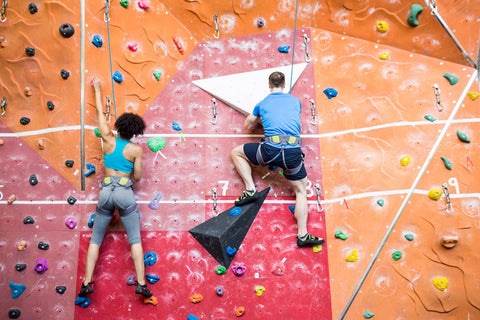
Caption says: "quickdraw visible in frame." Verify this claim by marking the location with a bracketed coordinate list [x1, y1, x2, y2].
[315, 183, 324, 213]
[0, 96, 6, 118]
[303, 34, 311, 63]
[105, 95, 111, 123]
[0, 0, 7, 22]
[442, 183, 453, 213]
[212, 187, 218, 215]
[213, 14, 219, 39]
[309, 99, 317, 125]
[211, 98, 217, 125]
[433, 83, 444, 111]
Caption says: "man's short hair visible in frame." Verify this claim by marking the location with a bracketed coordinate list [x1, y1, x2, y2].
[114, 112, 146, 140]
[269, 72, 285, 88]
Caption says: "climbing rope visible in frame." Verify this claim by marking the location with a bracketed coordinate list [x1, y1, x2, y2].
[288, 0, 299, 93]
[80, 0, 86, 190]
[1, 0, 7, 23]
[104, 0, 118, 120]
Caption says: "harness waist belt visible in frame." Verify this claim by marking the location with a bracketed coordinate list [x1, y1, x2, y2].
[264, 135, 302, 146]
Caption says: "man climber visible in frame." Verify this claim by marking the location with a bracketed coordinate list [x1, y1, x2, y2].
[231, 71, 324, 247]
[77, 77, 153, 300]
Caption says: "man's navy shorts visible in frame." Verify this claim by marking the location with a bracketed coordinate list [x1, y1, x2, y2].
[243, 142, 307, 181]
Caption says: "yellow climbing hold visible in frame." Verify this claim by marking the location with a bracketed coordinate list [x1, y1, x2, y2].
[255, 285, 266, 296]
[400, 155, 411, 166]
[313, 244, 323, 253]
[379, 52, 390, 60]
[433, 277, 449, 291]
[467, 91, 479, 100]
[428, 189, 443, 201]
[376, 20, 388, 33]
[345, 249, 359, 262]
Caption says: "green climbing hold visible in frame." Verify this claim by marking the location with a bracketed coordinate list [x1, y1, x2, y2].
[363, 310, 375, 319]
[153, 71, 162, 81]
[443, 72, 459, 85]
[404, 234, 414, 241]
[424, 114, 436, 122]
[457, 130, 470, 143]
[392, 250, 402, 261]
[94, 127, 101, 138]
[407, 4, 423, 27]
[335, 229, 348, 240]
[440, 156, 452, 170]
[377, 199, 384, 207]
[120, 0, 129, 8]
[147, 137, 166, 152]
[215, 266, 227, 275]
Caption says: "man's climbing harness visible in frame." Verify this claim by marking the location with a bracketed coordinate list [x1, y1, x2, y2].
[104, 0, 118, 120]
[315, 184, 324, 213]
[213, 14, 220, 39]
[309, 99, 317, 125]
[442, 183, 453, 213]
[0, 96, 7, 119]
[105, 95, 111, 123]
[256, 135, 303, 176]
[211, 98, 217, 125]
[212, 187, 218, 215]
[1, 0, 7, 23]
[303, 34, 311, 63]
[433, 84, 443, 111]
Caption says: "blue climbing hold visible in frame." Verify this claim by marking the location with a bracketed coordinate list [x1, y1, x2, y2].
[10, 282, 26, 299]
[144, 252, 157, 267]
[92, 35, 103, 48]
[75, 297, 91, 308]
[323, 88, 338, 99]
[269, 165, 279, 171]
[172, 121, 182, 131]
[226, 246, 237, 257]
[88, 214, 95, 228]
[289, 205, 295, 214]
[112, 71, 123, 83]
[278, 45, 290, 53]
[187, 315, 199, 320]
[146, 273, 160, 284]
[229, 207, 241, 216]
[84, 163, 95, 177]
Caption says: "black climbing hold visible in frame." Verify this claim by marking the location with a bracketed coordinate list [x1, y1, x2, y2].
[59, 23, 75, 38]
[8, 309, 21, 319]
[15, 264, 27, 271]
[56, 285, 67, 294]
[189, 187, 270, 268]
[38, 241, 49, 250]
[47, 101, 55, 111]
[29, 174, 38, 186]
[67, 196, 77, 205]
[60, 69, 70, 79]
[25, 47, 35, 56]
[65, 160, 74, 167]
[23, 216, 35, 224]
[20, 117, 31, 125]
[29, 3, 38, 14]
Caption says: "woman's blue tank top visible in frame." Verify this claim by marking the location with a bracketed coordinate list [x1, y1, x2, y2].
[104, 137, 134, 173]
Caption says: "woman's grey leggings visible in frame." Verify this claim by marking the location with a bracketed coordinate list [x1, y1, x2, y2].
[90, 176, 141, 246]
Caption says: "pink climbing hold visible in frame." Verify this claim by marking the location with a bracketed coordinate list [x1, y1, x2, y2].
[231, 262, 247, 276]
[65, 217, 77, 229]
[128, 42, 138, 52]
[138, 0, 149, 9]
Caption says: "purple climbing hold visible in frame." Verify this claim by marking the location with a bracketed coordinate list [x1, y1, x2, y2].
[216, 286, 224, 296]
[257, 17, 266, 28]
[65, 217, 77, 229]
[278, 45, 290, 53]
[35, 258, 48, 274]
[126, 275, 136, 286]
[148, 192, 163, 210]
[323, 88, 338, 99]
[231, 262, 247, 276]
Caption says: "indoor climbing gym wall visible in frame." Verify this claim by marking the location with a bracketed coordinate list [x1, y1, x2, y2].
[1, 0, 479, 319]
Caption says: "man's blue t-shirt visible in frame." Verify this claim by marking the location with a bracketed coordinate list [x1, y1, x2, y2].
[252, 92, 301, 149]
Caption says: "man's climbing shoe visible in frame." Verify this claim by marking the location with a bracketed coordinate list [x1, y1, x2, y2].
[135, 284, 153, 298]
[78, 282, 94, 297]
[234, 190, 259, 206]
[297, 234, 325, 247]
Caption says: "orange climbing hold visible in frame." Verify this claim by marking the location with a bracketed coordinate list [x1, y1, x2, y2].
[143, 296, 158, 306]
[37, 138, 47, 150]
[7, 194, 16, 204]
[173, 36, 184, 55]
[235, 306, 245, 317]
[17, 240, 27, 251]
[0, 138, 3, 146]
[189, 294, 203, 303]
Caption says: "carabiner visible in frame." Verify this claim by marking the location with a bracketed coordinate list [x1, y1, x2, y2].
[442, 183, 453, 213]
[315, 184, 324, 213]
[303, 34, 311, 63]
[211, 98, 217, 125]
[309, 99, 317, 125]
[213, 14, 220, 39]
[1, 0, 7, 23]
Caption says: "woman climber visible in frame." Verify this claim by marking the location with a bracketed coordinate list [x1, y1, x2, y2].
[77, 77, 153, 300]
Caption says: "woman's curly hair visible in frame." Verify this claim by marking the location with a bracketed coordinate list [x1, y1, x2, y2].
[114, 113, 146, 140]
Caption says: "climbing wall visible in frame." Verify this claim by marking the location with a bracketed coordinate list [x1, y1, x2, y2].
[1, 0, 479, 320]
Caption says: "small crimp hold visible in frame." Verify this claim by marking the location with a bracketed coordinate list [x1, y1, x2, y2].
[65, 160, 74, 167]
[59, 23, 75, 38]
[56, 286, 67, 294]
[376, 20, 388, 32]
[144, 252, 157, 267]
[377, 199, 384, 207]
[440, 156, 452, 170]
[25, 47, 35, 56]
[65, 217, 77, 229]
[15, 264, 27, 271]
[38, 241, 49, 250]
[404, 233, 414, 241]
[407, 3, 423, 27]
[363, 310, 375, 319]
[120, 0, 129, 8]
[231, 262, 247, 276]
[138, 0, 149, 9]
[379, 52, 389, 60]
[29, 174, 38, 185]
[23, 216, 35, 224]
[443, 72, 459, 85]
[335, 229, 348, 240]
[424, 114, 436, 122]
[146, 273, 160, 284]
[456, 130, 470, 143]
[75, 297, 91, 308]
[226, 246, 237, 257]
[60, 69, 70, 79]
[24, 87, 32, 96]
[67, 196, 77, 205]
[189, 294, 203, 304]
[428, 188, 443, 200]
[255, 285, 266, 296]
[47, 101, 55, 110]
[127, 41, 138, 52]
[467, 91, 479, 100]
[112, 71, 123, 83]
[20, 117, 31, 125]
[257, 17, 265, 28]
[400, 155, 411, 166]
[345, 249, 359, 262]
[87, 213, 95, 228]
[433, 277, 448, 291]
[17, 240, 27, 251]
[153, 71, 162, 81]
[7, 194, 16, 204]
[216, 286, 223, 296]
[29, 3, 38, 14]
[35, 258, 48, 273]
[323, 88, 338, 99]
[126, 275, 136, 286]
[187, 314, 199, 320]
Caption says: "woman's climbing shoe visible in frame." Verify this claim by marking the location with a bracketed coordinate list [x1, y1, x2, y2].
[135, 284, 153, 298]
[78, 282, 94, 297]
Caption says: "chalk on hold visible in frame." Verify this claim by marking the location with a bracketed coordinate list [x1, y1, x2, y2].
[65, 217, 77, 229]
[278, 45, 290, 53]
[377, 199, 384, 207]
[144, 296, 158, 306]
[468, 91, 479, 100]
[456, 130, 470, 143]
[75, 297, 91, 308]
[91, 35, 103, 48]
[376, 20, 388, 32]
[144, 252, 157, 267]
[443, 72, 458, 85]
[10, 282, 26, 299]
[335, 229, 348, 240]
[433, 277, 448, 291]
[67, 196, 77, 205]
[8, 309, 21, 319]
[112, 71, 123, 83]
[84, 163, 96, 177]
[187, 314, 200, 320]
[400, 155, 411, 166]
[20, 117, 31, 125]
[215, 265, 227, 275]
[16, 264, 27, 271]
[440, 156, 452, 170]
[392, 250, 402, 261]
[59, 23, 75, 38]
[189, 294, 203, 304]
[407, 4, 423, 27]
[231, 262, 247, 276]
[255, 285, 266, 296]
[120, 0, 129, 8]
[18, 240, 27, 251]
[147, 137, 166, 152]
[235, 306, 245, 317]
[56, 286, 67, 294]
[363, 310, 375, 319]
[428, 189, 443, 200]
[404, 233, 414, 241]
[153, 71, 162, 81]
[146, 273, 160, 284]
[23, 216, 35, 224]
[323, 88, 338, 99]
[424, 114, 436, 122]
[379, 52, 389, 60]
[345, 249, 359, 262]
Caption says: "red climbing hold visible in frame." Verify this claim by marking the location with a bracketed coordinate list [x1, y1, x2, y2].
[127, 42, 138, 52]
[138, 0, 149, 9]
[172, 36, 184, 55]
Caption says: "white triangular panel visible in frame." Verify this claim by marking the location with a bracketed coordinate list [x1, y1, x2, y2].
[192, 63, 308, 115]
